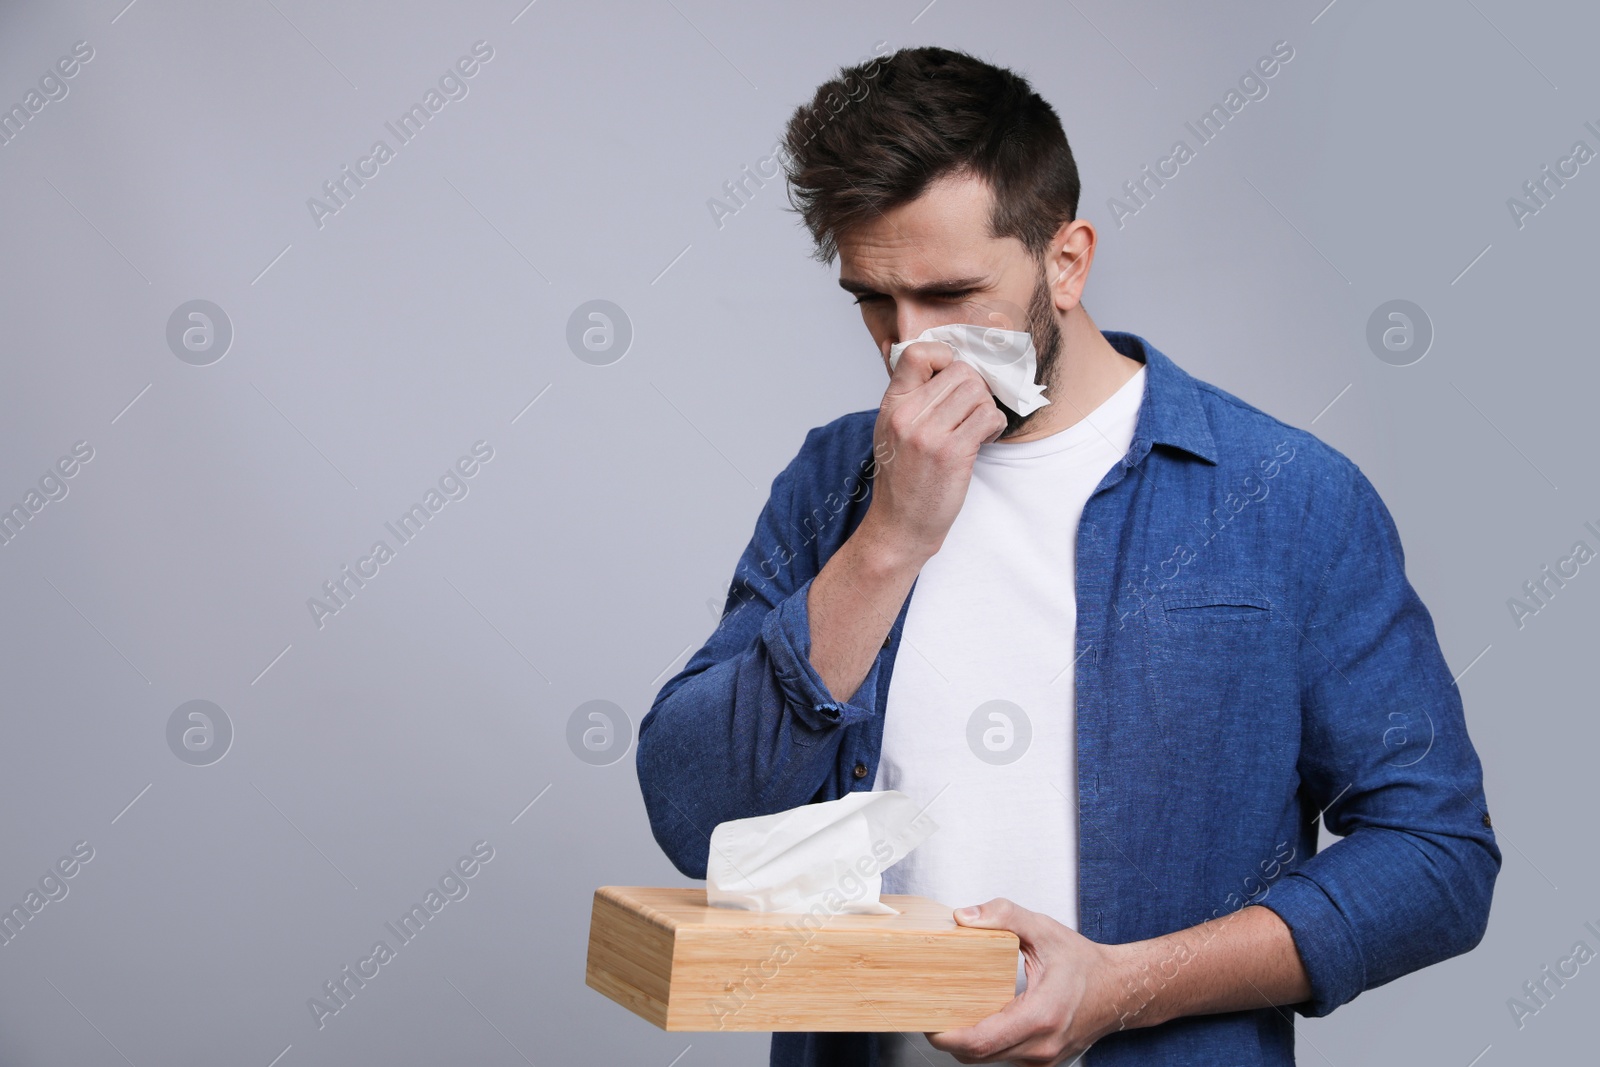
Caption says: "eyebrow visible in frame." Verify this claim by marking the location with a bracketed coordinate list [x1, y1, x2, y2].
[837, 275, 991, 298]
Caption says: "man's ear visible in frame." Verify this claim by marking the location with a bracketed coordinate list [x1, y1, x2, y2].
[1050, 218, 1096, 313]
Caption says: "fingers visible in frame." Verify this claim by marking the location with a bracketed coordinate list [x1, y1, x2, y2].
[888, 341, 986, 434]
[955, 391, 1010, 446]
[887, 339, 956, 391]
[925, 995, 1053, 1063]
[932, 900, 1089, 1065]
[885, 340, 1004, 445]
[904, 368, 998, 441]
[926, 901, 1056, 1059]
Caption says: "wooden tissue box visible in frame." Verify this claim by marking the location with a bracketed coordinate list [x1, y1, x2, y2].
[585, 886, 1019, 1032]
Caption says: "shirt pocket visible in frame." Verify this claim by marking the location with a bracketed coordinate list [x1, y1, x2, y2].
[1143, 581, 1298, 770]
[1161, 589, 1275, 620]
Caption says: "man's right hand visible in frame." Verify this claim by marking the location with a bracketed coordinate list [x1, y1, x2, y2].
[864, 339, 1009, 566]
[802, 340, 1006, 709]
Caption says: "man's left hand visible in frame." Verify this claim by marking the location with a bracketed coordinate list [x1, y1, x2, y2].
[925, 897, 1122, 1066]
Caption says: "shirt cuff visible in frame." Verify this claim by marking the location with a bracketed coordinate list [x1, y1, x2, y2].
[760, 574, 878, 737]
[1257, 872, 1368, 1017]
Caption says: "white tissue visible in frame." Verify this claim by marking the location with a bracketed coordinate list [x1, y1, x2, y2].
[887, 322, 1051, 417]
[705, 790, 937, 915]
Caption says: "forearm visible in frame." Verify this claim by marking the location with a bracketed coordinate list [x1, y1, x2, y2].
[641, 515, 925, 875]
[806, 515, 923, 704]
[640, 627, 867, 876]
[641, 553, 903, 877]
[1101, 905, 1310, 1033]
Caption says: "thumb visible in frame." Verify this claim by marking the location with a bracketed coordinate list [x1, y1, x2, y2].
[952, 897, 1039, 940]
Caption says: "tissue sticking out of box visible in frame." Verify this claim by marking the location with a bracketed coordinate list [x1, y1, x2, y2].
[705, 790, 938, 915]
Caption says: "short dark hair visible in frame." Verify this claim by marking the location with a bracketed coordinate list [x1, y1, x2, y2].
[781, 45, 1082, 266]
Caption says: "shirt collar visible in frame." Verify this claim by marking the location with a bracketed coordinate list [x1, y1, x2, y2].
[1102, 329, 1220, 466]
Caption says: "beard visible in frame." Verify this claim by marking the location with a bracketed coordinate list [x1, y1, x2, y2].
[991, 262, 1062, 440]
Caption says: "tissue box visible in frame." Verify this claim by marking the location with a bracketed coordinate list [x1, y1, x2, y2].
[585, 886, 1019, 1032]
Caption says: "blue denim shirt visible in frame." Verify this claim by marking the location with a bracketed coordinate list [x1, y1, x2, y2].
[636, 330, 1499, 1066]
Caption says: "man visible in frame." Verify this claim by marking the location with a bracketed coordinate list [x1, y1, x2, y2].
[637, 45, 1498, 1066]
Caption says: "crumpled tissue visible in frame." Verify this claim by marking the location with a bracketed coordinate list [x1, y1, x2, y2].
[888, 322, 1051, 417]
[705, 790, 937, 915]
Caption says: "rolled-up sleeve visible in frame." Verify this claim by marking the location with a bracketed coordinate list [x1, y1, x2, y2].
[636, 431, 881, 879]
[1260, 463, 1501, 1017]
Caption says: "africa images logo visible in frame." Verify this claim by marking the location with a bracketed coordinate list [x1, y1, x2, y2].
[306, 41, 495, 230]
[307, 841, 495, 1030]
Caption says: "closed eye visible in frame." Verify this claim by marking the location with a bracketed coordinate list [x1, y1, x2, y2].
[851, 290, 976, 306]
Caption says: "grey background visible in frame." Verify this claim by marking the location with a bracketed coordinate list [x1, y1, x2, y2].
[0, 0, 1594, 1064]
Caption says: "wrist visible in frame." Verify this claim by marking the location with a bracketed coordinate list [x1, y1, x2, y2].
[1093, 937, 1172, 1037]
[850, 512, 932, 579]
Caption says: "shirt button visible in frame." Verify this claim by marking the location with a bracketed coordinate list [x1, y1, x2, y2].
[1482, 813, 1492, 828]
[853, 762, 868, 779]
[882, 632, 892, 649]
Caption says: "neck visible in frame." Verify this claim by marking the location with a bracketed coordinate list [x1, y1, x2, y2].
[1000, 307, 1143, 444]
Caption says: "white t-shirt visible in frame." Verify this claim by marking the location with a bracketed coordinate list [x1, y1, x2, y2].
[871, 367, 1145, 1062]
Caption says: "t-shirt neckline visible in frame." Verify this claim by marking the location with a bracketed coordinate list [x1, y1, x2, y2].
[976, 365, 1146, 462]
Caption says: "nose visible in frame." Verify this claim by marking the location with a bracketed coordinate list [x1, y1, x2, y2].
[894, 303, 964, 347]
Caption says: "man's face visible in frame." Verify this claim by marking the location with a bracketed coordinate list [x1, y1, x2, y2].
[836, 170, 1061, 439]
